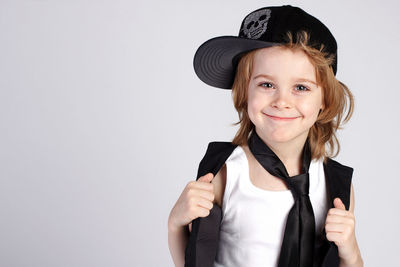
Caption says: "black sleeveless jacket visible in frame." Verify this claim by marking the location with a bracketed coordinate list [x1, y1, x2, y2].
[184, 141, 353, 267]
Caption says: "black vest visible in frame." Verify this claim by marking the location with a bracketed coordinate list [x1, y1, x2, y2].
[184, 141, 353, 267]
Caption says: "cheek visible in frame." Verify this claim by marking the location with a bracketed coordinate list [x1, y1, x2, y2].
[247, 90, 264, 119]
[299, 97, 322, 121]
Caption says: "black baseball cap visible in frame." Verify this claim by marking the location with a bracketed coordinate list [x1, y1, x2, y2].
[193, 5, 337, 89]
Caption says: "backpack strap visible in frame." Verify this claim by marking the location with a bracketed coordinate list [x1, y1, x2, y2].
[324, 157, 354, 210]
[185, 142, 238, 267]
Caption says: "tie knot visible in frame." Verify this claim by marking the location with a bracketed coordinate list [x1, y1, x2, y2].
[288, 173, 310, 198]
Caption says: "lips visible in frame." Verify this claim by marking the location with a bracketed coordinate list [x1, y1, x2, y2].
[264, 113, 300, 121]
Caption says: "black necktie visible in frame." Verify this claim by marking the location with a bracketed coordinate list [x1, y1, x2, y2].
[248, 130, 315, 267]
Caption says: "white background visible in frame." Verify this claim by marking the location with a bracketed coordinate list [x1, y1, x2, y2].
[0, 0, 399, 266]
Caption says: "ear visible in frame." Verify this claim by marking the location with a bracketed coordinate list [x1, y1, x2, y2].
[319, 88, 325, 111]
[320, 102, 325, 111]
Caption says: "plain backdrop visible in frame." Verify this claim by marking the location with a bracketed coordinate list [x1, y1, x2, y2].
[0, 0, 399, 266]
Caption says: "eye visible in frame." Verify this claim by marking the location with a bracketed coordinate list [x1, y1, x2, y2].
[295, 84, 309, 92]
[259, 82, 274, 89]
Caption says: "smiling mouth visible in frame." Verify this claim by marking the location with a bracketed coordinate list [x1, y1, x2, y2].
[264, 113, 300, 121]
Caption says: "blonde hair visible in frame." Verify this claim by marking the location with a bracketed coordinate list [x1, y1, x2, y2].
[231, 31, 354, 160]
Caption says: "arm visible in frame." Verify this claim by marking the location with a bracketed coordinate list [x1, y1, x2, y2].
[338, 183, 363, 267]
[168, 218, 189, 267]
[167, 173, 216, 267]
[325, 183, 363, 267]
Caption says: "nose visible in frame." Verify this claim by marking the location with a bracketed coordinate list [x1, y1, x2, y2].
[271, 89, 292, 109]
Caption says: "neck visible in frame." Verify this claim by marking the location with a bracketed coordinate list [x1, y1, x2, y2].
[255, 128, 308, 176]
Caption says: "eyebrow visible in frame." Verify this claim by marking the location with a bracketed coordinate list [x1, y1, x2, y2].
[253, 74, 318, 86]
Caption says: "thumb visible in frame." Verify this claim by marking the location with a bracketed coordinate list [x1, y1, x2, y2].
[333, 198, 346, 210]
[198, 173, 214, 183]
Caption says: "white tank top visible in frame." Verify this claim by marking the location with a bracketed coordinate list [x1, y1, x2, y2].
[213, 146, 329, 267]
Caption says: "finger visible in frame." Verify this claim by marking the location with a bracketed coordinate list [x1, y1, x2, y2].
[196, 206, 211, 218]
[325, 214, 354, 225]
[188, 180, 214, 192]
[327, 207, 350, 217]
[325, 222, 347, 233]
[195, 197, 214, 210]
[198, 173, 214, 183]
[325, 232, 342, 243]
[188, 188, 215, 202]
[333, 198, 346, 210]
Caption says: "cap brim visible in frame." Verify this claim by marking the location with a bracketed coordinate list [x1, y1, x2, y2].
[193, 36, 280, 89]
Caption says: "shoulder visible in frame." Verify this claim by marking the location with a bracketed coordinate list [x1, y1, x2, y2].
[211, 163, 226, 208]
[211, 144, 247, 208]
[349, 182, 355, 213]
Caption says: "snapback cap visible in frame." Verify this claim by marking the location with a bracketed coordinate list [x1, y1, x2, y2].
[193, 5, 337, 89]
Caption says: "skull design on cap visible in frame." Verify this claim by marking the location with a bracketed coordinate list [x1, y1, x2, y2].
[242, 9, 271, 39]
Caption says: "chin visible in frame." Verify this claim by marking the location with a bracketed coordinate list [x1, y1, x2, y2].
[258, 130, 292, 143]
[257, 127, 308, 145]
[269, 135, 296, 144]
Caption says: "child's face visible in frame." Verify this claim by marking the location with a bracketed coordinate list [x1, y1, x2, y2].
[247, 46, 324, 146]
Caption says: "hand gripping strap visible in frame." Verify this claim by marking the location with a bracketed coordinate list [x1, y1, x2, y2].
[319, 157, 354, 267]
[184, 142, 238, 267]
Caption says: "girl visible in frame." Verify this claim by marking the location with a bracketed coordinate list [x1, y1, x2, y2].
[168, 5, 363, 267]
